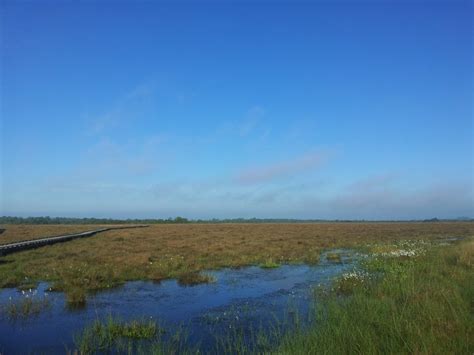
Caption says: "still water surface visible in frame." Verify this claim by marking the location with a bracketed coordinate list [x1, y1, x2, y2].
[0, 250, 356, 353]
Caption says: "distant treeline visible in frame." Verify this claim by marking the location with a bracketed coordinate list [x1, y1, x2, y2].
[0, 216, 472, 225]
[0, 216, 190, 225]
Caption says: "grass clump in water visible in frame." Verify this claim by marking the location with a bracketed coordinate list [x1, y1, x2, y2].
[260, 259, 280, 269]
[74, 315, 159, 354]
[2, 291, 51, 320]
[326, 252, 342, 263]
[50, 264, 121, 308]
[177, 272, 216, 286]
[17, 282, 38, 291]
[303, 251, 320, 265]
[65, 288, 87, 309]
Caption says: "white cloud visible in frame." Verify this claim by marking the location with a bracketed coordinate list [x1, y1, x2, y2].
[235, 150, 331, 185]
[85, 83, 153, 135]
[239, 106, 265, 136]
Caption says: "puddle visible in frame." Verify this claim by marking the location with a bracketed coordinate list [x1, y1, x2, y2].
[0, 250, 357, 353]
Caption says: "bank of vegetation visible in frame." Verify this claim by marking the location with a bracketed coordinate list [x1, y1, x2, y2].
[276, 238, 473, 354]
[69, 237, 473, 354]
[1, 223, 473, 309]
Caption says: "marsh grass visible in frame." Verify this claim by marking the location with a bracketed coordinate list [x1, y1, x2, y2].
[277, 239, 474, 354]
[325, 252, 342, 263]
[49, 264, 122, 307]
[259, 259, 280, 269]
[211, 305, 308, 354]
[302, 251, 320, 265]
[177, 272, 216, 286]
[332, 269, 372, 295]
[65, 289, 87, 309]
[215, 325, 278, 354]
[0, 224, 111, 245]
[74, 317, 196, 355]
[2, 292, 51, 320]
[74, 315, 160, 354]
[457, 240, 474, 267]
[66, 238, 473, 354]
[1, 223, 473, 305]
[17, 282, 38, 291]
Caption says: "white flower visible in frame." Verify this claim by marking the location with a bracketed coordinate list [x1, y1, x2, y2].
[380, 249, 421, 257]
[340, 270, 370, 281]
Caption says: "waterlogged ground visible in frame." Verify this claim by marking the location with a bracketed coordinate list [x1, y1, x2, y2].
[0, 250, 356, 353]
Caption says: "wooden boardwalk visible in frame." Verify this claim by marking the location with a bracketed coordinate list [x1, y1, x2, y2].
[0, 225, 148, 256]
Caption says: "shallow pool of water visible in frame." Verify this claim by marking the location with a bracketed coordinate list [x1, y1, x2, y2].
[0, 250, 357, 353]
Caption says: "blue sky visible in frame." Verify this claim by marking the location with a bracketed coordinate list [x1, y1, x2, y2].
[1, 0, 472, 219]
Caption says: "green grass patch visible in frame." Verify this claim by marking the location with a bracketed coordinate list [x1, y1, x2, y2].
[2, 294, 51, 320]
[277, 239, 474, 354]
[260, 259, 280, 269]
[74, 315, 160, 354]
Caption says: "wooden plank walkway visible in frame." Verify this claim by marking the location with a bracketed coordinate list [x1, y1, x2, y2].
[0, 225, 148, 256]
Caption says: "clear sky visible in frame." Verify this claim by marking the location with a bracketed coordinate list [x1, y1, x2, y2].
[1, 0, 473, 220]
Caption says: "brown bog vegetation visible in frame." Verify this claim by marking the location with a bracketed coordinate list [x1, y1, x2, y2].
[0, 222, 473, 306]
[0, 225, 110, 245]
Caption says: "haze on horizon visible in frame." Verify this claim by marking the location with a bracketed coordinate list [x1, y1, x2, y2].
[1, 0, 473, 220]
